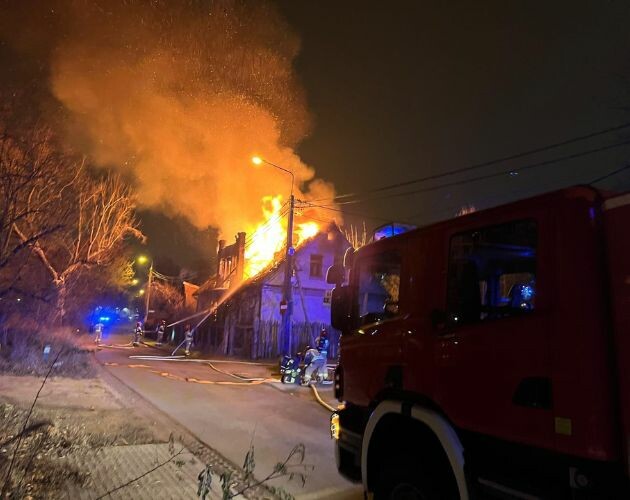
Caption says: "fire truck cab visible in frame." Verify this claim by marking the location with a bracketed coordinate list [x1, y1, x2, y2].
[328, 187, 630, 499]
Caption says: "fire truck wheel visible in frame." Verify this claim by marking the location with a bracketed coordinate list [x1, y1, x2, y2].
[374, 452, 458, 500]
[374, 465, 436, 500]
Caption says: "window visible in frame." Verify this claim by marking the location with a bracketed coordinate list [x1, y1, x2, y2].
[355, 251, 402, 326]
[310, 254, 323, 278]
[323, 289, 332, 305]
[447, 220, 537, 324]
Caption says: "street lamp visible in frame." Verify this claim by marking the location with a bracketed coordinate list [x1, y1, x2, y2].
[251, 156, 294, 196]
[251, 155, 295, 355]
[136, 255, 153, 325]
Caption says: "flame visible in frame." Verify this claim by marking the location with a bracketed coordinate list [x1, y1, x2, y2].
[244, 196, 286, 279]
[244, 196, 320, 279]
[296, 221, 319, 241]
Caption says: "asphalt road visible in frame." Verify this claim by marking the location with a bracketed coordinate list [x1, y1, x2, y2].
[95, 333, 362, 499]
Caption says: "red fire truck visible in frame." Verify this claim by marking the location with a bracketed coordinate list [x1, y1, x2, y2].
[327, 187, 630, 499]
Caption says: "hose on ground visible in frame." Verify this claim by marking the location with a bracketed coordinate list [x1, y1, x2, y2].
[97, 342, 134, 349]
[128, 355, 267, 381]
[125, 353, 336, 410]
[310, 384, 336, 412]
[128, 355, 271, 366]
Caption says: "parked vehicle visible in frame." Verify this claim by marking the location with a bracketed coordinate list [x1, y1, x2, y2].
[328, 187, 630, 499]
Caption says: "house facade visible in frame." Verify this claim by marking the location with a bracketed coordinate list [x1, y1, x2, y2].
[195, 224, 350, 358]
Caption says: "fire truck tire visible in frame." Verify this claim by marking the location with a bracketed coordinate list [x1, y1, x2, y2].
[373, 456, 457, 500]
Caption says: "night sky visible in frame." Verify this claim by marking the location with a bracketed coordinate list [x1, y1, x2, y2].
[279, 0, 630, 227]
[4, 1, 630, 277]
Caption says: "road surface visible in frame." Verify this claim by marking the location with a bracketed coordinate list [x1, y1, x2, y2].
[95, 333, 361, 499]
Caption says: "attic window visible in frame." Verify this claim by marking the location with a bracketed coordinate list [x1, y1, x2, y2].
[310, 254, 323, 278]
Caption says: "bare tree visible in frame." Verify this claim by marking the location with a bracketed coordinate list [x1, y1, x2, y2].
[148, 280, 185, 326]
[13, 170, 143, 323]
[344, 222, 370, 250]
[0, 125, 68, 300]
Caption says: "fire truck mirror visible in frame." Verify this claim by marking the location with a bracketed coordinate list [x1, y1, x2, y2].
[331, 285, 351, 332]
[326, 263, 345, 285]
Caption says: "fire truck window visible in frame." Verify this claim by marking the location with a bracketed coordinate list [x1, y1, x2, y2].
[447, 220, 537, 324]
[356, 251, 401, 326]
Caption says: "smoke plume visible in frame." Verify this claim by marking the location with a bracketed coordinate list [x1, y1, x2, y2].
[0, 0, 337, 237]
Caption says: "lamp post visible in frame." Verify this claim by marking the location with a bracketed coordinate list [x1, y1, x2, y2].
[136, 255, 153, 325]
[252, 156, 295, 356]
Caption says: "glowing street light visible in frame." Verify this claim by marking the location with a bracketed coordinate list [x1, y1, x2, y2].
[131, 278, 139, 286]
[251, 156, 294, 196]
[138, 289, 145, 296]
[250, 155, 295, 356]
[135, 254, 153, 323]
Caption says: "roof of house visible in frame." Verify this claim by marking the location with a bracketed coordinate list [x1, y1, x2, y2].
[243, 222, 345, 286]
[195, 222, 349, 297]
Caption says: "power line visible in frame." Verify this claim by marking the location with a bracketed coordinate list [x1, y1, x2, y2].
[244, 206, 290, 246]
[300, 201, 411, 224]
[152, 270, 195, 282]
[296, 213, 337, 225]
[405, 163, 630, 222]
[312, 120, 630, 204]
[243, 209, 290, 250]
[313, 138, 630, 207]
[588, 164, 630, 185]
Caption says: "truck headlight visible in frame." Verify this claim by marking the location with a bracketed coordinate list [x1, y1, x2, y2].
[330, 412, 340, 440]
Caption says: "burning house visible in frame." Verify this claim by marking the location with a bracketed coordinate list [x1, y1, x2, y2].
[195, 223, 351, 358]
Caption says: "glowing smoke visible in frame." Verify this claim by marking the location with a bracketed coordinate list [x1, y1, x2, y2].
[0, 0, 338, 237]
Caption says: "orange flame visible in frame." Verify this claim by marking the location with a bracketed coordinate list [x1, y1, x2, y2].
[244, 196, 320, 279]
[296, 221, 319, 241]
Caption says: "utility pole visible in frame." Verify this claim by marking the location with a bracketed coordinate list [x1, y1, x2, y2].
[282, 194, 295, 355]
[143, 261, 153, 325]
[251, 156, 296, 355]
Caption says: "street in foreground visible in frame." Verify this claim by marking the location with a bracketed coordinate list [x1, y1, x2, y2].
[95, 334, 361, 499]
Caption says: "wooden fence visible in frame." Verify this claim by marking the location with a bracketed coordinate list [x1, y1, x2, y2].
[194, 320, 340, 360]
[250, 321, 340, 360]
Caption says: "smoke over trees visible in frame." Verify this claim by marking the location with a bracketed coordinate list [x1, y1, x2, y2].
[0, 0, 338, 239]
[0, 0, 339, 328]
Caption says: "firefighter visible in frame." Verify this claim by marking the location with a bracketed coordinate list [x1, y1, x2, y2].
[184, 324, 194, 356]
[156, 319, 166, 346]
[303, 328, 330, 385]
[94, 321, 104, 344]
[132, 321, 143, 346]
[315, 328, 330, 359]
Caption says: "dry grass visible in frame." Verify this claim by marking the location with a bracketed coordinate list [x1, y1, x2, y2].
[0, 402, 161, 498]
[0, 328, 95, 378]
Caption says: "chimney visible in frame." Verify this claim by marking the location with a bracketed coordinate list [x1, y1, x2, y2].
[235, 232, 246, 285]
[217, 239, 226, 275]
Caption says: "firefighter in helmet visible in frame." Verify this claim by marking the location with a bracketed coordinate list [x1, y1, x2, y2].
[184, 324, 194, 356]
[303, 328, 330, 385]
[316, 328, 330, 359]
[156, 319, 166, 346]
[132, 321, 143, 346]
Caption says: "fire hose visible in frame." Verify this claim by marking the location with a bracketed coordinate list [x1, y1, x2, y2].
[126, 354, 337, 411]
[128, 355, 269, 381]
[96, 342, 135, 349]
[310, 384, 336, 412]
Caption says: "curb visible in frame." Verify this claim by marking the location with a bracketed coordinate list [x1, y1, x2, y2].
[92, 353, 276, 499]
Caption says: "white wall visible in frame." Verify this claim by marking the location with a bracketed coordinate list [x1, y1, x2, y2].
[258, 230, 349, 324]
